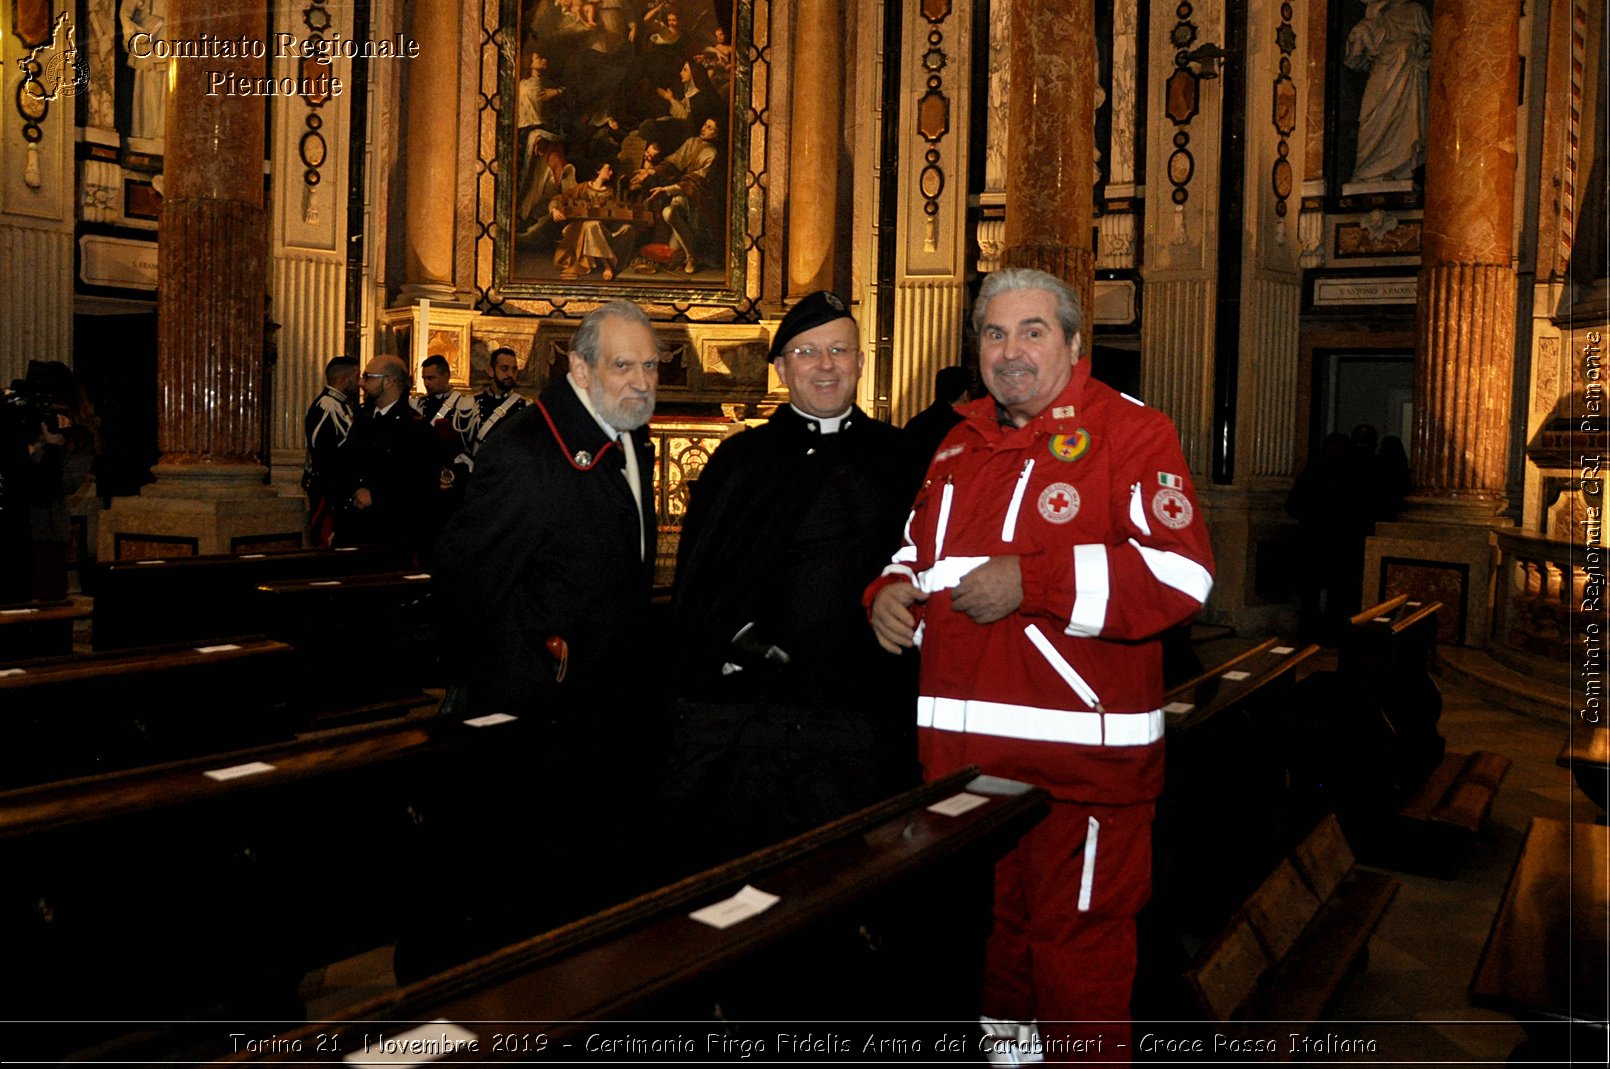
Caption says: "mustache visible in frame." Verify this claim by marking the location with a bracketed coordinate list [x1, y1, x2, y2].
[991, 359, 1036, 376]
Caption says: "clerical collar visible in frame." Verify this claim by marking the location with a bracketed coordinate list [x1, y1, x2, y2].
[375, 399, 400, 417]
[568, 372, 626, 440]
[790, 404, 852, 434]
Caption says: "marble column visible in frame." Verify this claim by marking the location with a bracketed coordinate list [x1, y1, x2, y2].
[1363, 0, 1522, 646]
[1001, 0, 1096, 320]
[1408, 0, 1522, 522]
[155, 0, 269, 481]
[786, 0, 843, 296]
[99, 0, 304, 557]
[400, 0, 461, 303]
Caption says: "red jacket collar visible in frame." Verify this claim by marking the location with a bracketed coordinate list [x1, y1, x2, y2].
[958, 357, 1094, 440]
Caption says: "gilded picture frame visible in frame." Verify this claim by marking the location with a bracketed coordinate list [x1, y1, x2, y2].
[493, 0, 752, 305]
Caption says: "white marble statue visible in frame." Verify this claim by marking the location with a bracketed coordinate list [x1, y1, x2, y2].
[1343, 0, 1432, 183]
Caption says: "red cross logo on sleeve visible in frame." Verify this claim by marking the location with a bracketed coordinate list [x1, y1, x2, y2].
[1152, 487, 1193, 529]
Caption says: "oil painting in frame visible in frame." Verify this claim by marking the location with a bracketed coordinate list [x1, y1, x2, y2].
[494, 0, 752, 304]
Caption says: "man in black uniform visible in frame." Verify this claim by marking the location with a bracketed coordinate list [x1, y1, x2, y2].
[471, 346, 529, 454]
[666, 291, 923, 856]
[425, 301, 662, 955]
[302, 355, 358, 547]
[335, 354, 439, 559]
[904, 363, 970, 465]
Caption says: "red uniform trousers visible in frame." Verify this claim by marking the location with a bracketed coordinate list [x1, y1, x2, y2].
[984, 798, 1155, 1050]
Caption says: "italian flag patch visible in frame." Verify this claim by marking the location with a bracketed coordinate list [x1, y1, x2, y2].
[1158, 472, 1184, 488]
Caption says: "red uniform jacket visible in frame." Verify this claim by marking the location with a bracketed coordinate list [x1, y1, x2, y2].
[866, 359, 1215, 804]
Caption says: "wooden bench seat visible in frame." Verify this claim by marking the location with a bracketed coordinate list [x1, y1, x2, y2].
[1154, 639, 1321, 936]
[1470, 817, 1609, 1062]
[0, 638, 301, 788]
[1557, 726, 1608, 814]
[0, 598, 89, 662]
[1183, 814, 1399, 1060]
[214, 769, 1049, 1065]
[0, 704, 540, 1057]
[91, 544, 411, 650]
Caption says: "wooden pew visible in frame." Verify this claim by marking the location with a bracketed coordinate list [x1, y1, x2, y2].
[213, 769, 1048, 1065]
[0, 597, 89, 662]
[1290, 596, 1509, 877]
[1341, 595, 1445, 783]
[1154, 639, 1322, 936]
[0, 638, 301, 788]
[1180, 814, 1399, 1061]
[91, 544, 412, 651]
[252, 570, 439, 720]
[0, 705, 541, 1061]
[1470, 817, 1610, 1063]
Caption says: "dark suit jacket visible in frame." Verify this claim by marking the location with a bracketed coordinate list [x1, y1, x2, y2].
[435, 377, 656, 716]
[336, 400, 439, 556]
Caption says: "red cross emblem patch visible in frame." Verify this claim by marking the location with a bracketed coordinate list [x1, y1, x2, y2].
[1152, 487, 1193, 529]
[1037, 482, 1081, 524]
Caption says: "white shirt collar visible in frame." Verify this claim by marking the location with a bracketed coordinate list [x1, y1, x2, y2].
[375, 399, 400, 417]
[568, 373, 625, 440]
[790, 403, 852, 434]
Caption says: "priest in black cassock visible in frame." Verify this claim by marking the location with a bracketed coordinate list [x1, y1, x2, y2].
[665, 291, 925, 859]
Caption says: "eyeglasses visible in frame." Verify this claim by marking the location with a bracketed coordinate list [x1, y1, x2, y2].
[362, 373, 389, 380]
[784, 345, 855, 361]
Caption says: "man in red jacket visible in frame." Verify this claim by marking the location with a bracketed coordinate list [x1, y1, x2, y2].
[869, 268, 1214, 1056]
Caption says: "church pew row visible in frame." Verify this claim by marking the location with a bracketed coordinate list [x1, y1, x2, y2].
[252, 569, 443, 713]
[90, 544, 412, 651]
[1298, 596, 1509, 877]
[0, 706, 547, 1062]
[0, 638, 304, 789]
[1153, 638, 1322, 937]
[1180, 814, 1399, 1061]
[0, 597, 89, 662]
[216, 769, 1048, 1065]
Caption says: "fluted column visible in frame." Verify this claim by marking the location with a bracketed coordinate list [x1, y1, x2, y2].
[400, 0, 461, 303]
[1409, 0, 1521, 522]
[1001, 0, 1095, 319]
[155, 0, 268, 479]
[786, 0, 843, 296]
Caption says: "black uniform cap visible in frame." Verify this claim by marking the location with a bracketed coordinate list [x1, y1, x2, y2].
[769, 291, 854, 362]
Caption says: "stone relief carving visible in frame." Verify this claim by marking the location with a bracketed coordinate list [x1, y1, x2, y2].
[984, 0, 1010, 193]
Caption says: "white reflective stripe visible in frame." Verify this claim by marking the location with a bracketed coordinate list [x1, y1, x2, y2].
[1105, 708, 1165, 745]
[934, 480, 955, 560]
[1129, 481, 1151, 535]
[1077, 816, 1100, 912]
[1023, 624, 1103, 710]
[1000, 459, 1035, 542]
[916, 555, 990, 594]
[1130, 539, 1214, 604]
[893, 543, 919, 564]
[1066, 544, 1110, 637]
[881, 563, 917, 582]
[913, 618, 926, 648]
[915, 696, 1164, 747]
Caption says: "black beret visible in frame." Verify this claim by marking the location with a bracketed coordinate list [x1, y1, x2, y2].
[769, 291, 853, 361]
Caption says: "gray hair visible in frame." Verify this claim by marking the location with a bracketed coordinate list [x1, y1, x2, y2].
[570, 300, 660, 366]
[971, 268, 1085, 343]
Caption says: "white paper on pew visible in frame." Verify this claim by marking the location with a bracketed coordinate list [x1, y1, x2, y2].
[309, 580, 342, 586]
[1373, 616, 1392, 623]
[1163, 701, 1194, 714]
[342, 1019, 479, 1065]
[1221, 670, 1252, 681]
[195, 644, 242, 654]
[463, 713, 517, 727]
[204, 761, 275, 782]
[690, 884, 780, 930]
[239, 553, 266, 559]
[136, 559, 166, 565]
[1407, 600, 1421, 607]
[0, 607, 39, 615]
[928, 792, 989, 817]
[335, 546, 358, 551]
[404, 573, 430, 580]
[1272, 645, 1296, 655]
[0, 668, 25, 678]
